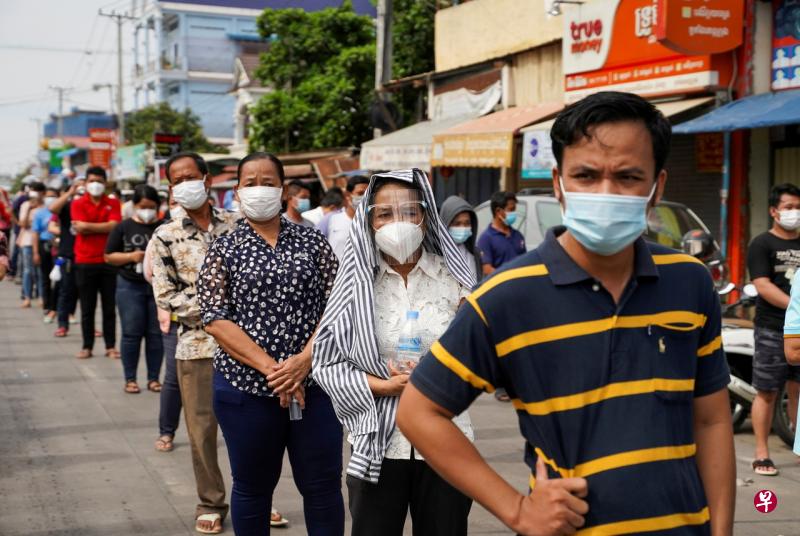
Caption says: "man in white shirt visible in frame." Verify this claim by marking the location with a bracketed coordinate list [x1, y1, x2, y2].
[317, 175, 369, 259]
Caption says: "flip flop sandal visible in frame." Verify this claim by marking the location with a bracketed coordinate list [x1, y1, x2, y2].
[196, 513, 223, 534]
[752, 458, 778, 476]
[125, 381, 141, 394]
[54, 327, 68, 338]
[147, 380, 162, 393]
[105, 349, 120, 359]
[154, 436, 174, 452]
[494, 390, 511, 402]
[270, 508, 289, 528]
[75, 349, 92, 359]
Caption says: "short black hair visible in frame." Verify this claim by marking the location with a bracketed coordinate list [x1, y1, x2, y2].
[45, 187, 59, 196]
[164, 152, 209, 183]
[321, 187, 344, 208]
[490, 191, 516, 216]
[29, 182, 46, 193]
[286, 179, 310, 197]
[347, 175, 370, 192]
[86, 166, 108, 181]
[551, 91, 672, 177]
[133, 184, 160, 205]
[236, 152, 285, 185]
[769, 183, 800, 208]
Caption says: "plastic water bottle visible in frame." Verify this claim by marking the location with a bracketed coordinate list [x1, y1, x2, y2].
[394, 311, 422, 374]
[289, 397, 303, 421]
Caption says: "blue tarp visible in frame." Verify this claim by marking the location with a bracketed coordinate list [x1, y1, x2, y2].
[673, 89, 800, 133]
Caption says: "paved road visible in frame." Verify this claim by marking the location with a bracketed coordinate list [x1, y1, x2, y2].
[0, 279, 798, 535]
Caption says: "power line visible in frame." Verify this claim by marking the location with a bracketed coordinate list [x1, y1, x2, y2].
[99, 8, 136, 146]
[0, 44, 117, 54]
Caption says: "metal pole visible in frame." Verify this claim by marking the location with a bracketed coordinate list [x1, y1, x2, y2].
[116, 17, 125, 146]
[49, 86, 70, 139]
[374, 0, 393, 138]
[99, 10, 135, 145]
[720, 131, 731, 260]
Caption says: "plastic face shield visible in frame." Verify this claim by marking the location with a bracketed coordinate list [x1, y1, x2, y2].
[367, 185, 427, 266]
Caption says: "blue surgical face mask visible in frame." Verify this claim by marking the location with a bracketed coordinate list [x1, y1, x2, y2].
[504, 211, 518, 226]
[560, 177, 656, 256]
[296, 198, 310, 213]
[449, 226, 472, 244]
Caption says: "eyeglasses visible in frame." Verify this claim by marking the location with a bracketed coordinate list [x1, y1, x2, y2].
[367, 201, 427, 226]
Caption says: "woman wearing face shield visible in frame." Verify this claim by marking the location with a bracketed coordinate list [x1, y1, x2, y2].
[104, 184, 165, 394]
[199, 152, 343, 535]
[313, 169, 476, 535]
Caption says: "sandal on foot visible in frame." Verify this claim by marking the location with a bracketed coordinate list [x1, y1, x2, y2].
[147, 380, 162, 393]
[196, 513, 223, 534]
[494, 390, 511, 403]
[75, 349, 92, 359]
[124, 381, 141, 394]
[54, 327, 68, 338]
[105, 348, 120, 359]
[270, 508, 289, 528]
[753, 458, 778, 476]
[155, 435, 174, 452]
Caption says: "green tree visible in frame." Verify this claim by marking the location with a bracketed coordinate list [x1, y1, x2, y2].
[249, 2, 376, 153]
[125, 102, 224, 153]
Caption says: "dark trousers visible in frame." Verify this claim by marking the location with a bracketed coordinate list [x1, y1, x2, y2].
[158, 323, 182, 436]
[56, 257, 78, 330]
[39, 241, 56, 312]
[116, 276, 163, 382]
[213, 375, 344, 536]
[75, 263, 117, 351]
[9, 229, 19, 277]
[347, 458, 472, 536]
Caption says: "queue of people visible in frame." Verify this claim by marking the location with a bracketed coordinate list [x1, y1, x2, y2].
[5, 91, 781, 535]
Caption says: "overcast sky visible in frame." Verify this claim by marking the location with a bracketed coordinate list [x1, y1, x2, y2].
[0, 0, 135, 177]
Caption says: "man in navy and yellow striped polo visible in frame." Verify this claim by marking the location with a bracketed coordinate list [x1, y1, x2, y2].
[398, 91, 735, 536]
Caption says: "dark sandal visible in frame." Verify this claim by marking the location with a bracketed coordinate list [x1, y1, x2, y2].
[752, 458, 778, 476]
[155, 435, 174, 452]
[125, 381, 141, 394]
[147, 380, 162, 393]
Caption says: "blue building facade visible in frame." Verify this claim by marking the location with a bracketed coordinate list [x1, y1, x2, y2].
[131, 0, 375, 143]
[43, 109, 117, 138]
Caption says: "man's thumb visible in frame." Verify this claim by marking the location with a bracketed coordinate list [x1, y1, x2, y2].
[535, 457, 549, 483]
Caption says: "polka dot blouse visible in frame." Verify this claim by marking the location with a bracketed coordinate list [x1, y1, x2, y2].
[199, 218, 338, 396]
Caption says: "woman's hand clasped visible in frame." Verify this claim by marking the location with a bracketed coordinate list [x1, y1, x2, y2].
[267, 353, 311, 394]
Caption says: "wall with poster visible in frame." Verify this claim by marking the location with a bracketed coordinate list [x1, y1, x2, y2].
[772, 0, 800, 90]
[521, 130, 556, 179]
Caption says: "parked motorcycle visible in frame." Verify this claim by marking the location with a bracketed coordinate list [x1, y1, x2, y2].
[683, 231, 795, 446]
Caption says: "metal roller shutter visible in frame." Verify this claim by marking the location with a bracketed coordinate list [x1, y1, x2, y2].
[663, 134, 723, 240]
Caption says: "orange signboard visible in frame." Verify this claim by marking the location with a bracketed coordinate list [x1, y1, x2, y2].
[563, 0, 733, 102]
[88, 128, 115, 170]
[654, 0, 744, 55]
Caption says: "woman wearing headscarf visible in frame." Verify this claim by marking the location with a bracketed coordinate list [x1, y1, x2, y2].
[199, 152, 342, 535]
[439, 196, 482, 282]
[313, 169, 476, 535]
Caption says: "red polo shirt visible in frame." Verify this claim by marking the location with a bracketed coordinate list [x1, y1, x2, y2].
[71, 193, 122, 264]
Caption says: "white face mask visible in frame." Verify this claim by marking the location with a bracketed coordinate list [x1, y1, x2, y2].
[172, 179, 207, 210]
[778, 209, 800, 231]
[28, 191, 40, 200]
[351, 195, 364, 209]
[374, 221, 424, 264]
[237, 186, 282, 222]
[87, 182, 105, 197]
[136, 208, 157, 224]
[44, 197, 56, 209]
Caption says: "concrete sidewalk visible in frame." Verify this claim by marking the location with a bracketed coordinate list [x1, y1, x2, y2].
[0, 278, 798, 535]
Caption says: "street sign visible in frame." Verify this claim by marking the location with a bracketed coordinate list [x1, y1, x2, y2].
[89, 128, 115, 169]
[154, 132, 182, 158]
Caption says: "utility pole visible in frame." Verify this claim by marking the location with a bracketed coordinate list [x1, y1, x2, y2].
[99, 9, 135, 146]
[374, 0, 393, 138]
[48, 86, 71, 139]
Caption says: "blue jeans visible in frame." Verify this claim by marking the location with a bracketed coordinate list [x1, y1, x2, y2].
[21, 245, 38, 300]
[158, 323, 182, 436]
[213, 375, 344, 535]
[115, 276, 163, 382]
